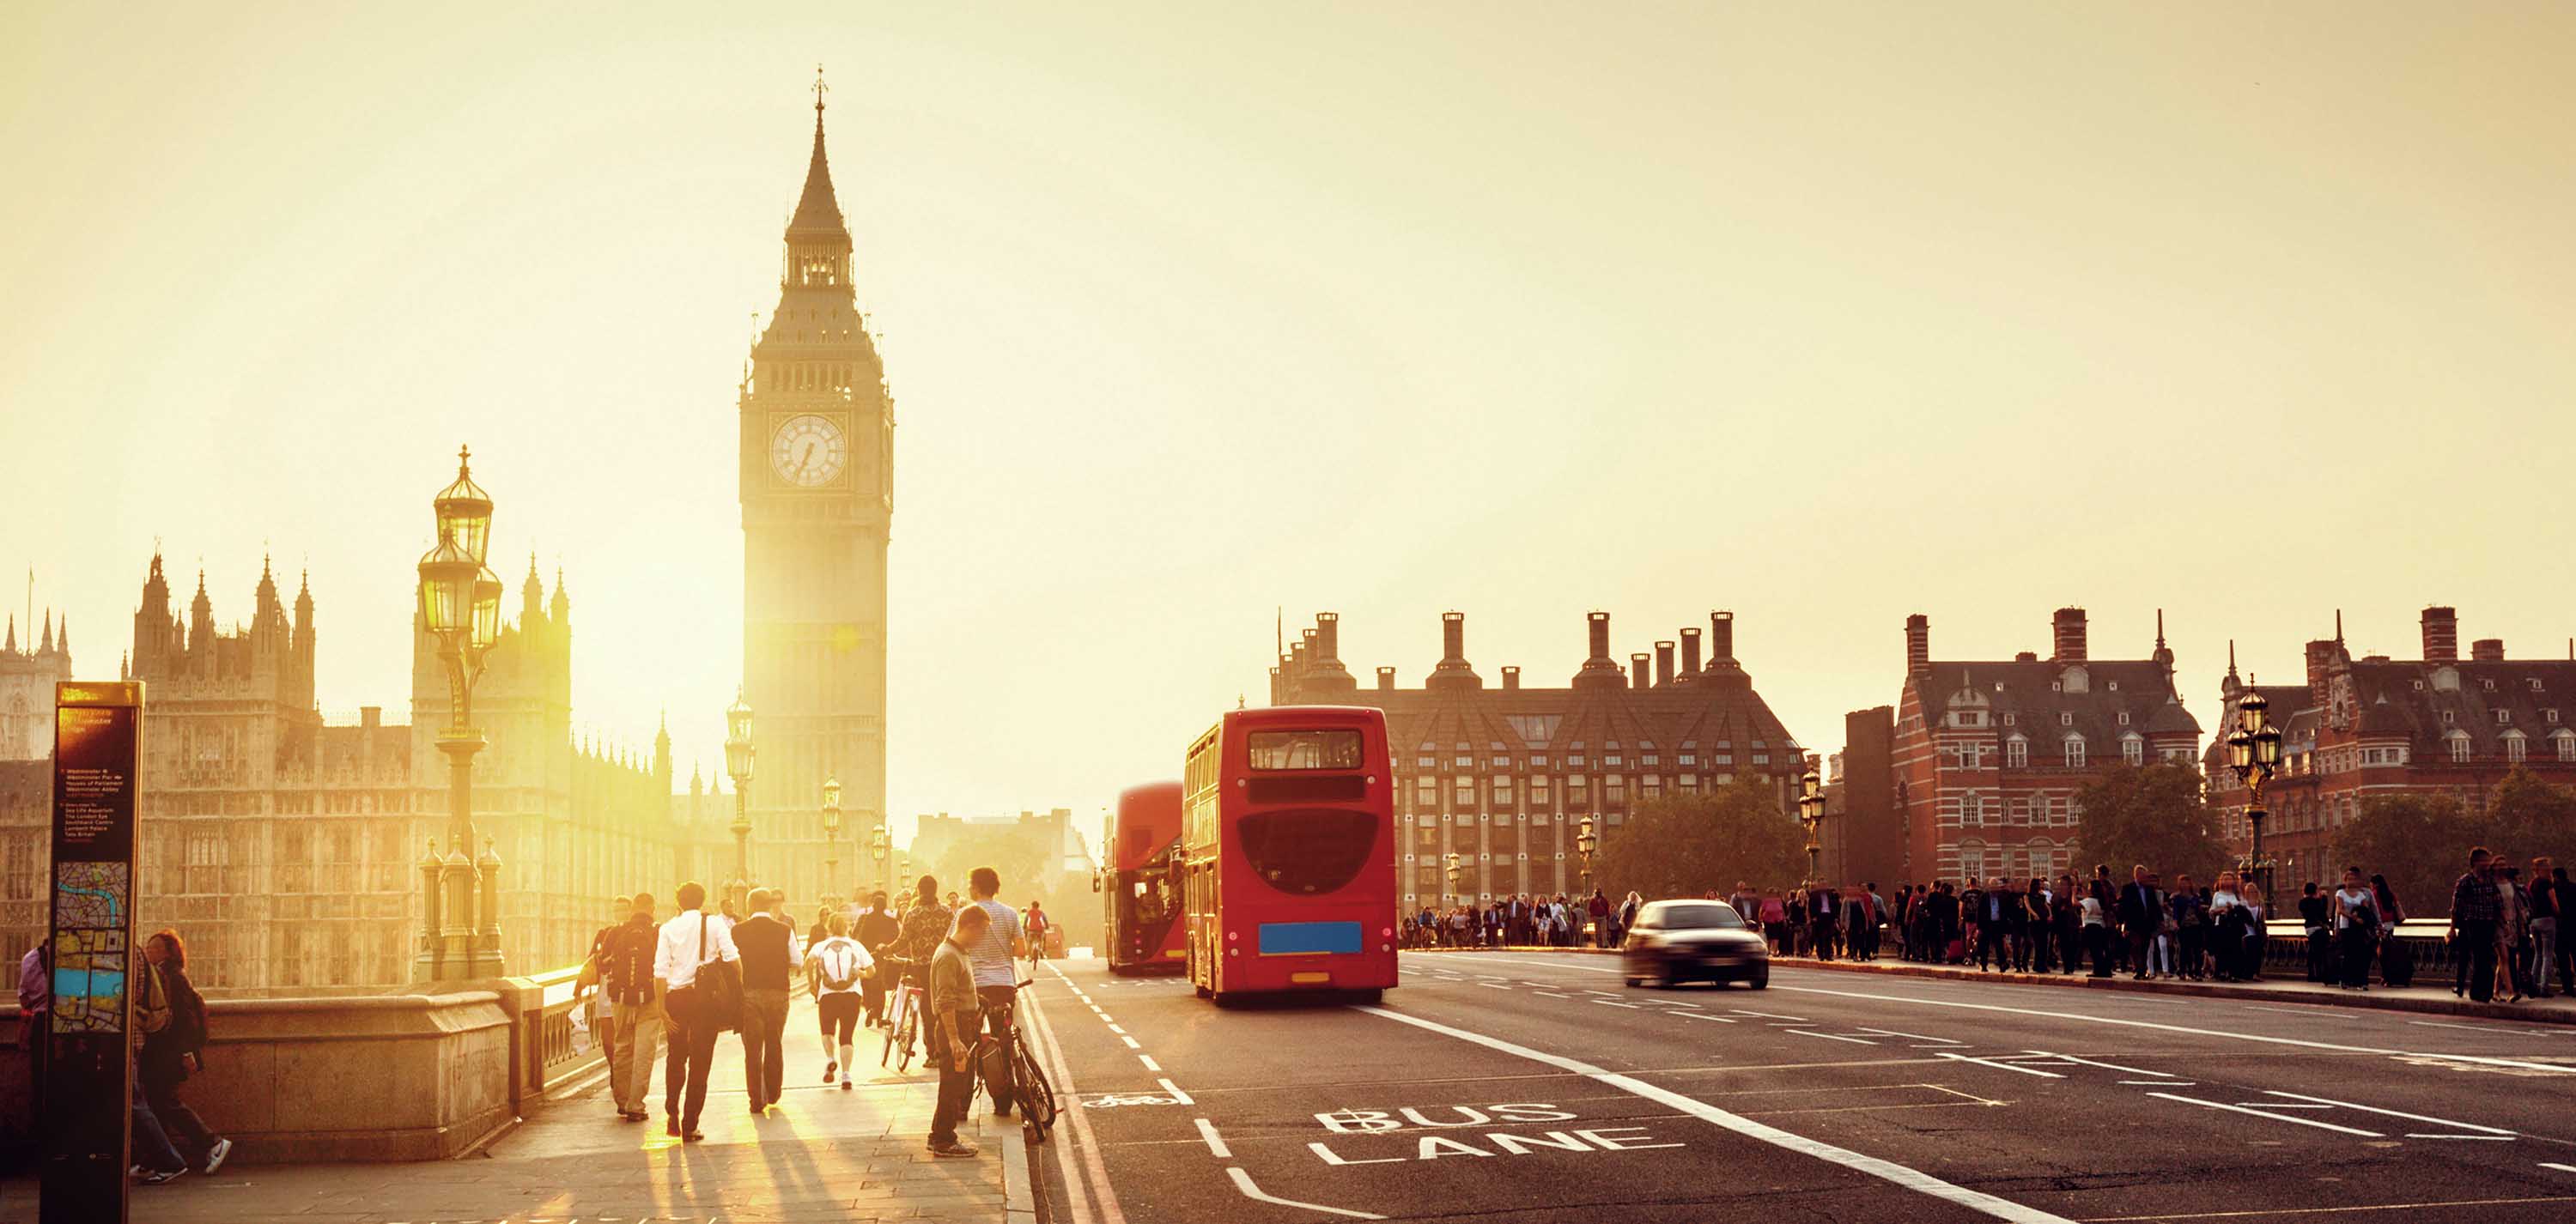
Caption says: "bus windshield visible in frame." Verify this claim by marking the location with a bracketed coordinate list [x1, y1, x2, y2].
[1248, 729, 1364, 771]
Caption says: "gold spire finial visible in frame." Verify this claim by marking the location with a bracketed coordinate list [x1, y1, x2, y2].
[813, 64, 828, 116]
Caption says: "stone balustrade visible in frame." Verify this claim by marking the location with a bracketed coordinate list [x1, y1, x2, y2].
[0, 963, 599, 1164]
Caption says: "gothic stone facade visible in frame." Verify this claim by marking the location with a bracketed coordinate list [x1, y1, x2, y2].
[0, 612, 73, 761]
[1893, 608, 2201, 887]
[2201, 606, 2576, 889]
[1271, 609, 1807, 907]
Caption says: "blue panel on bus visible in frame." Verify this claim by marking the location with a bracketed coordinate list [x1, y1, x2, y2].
[1258, 921, 1363, 955]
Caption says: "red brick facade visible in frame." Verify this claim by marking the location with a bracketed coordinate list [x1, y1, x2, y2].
[2202, 606, 2576, 888]
[1890, 609, 2201, 886]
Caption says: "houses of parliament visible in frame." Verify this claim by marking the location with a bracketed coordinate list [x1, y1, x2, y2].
[0, 93, 888, 993]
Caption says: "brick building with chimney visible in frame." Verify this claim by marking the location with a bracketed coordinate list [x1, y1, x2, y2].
[1269, 609, 1807, 906]
[1879, 608, 2202, 887]
[2202, 605, 2576, 889]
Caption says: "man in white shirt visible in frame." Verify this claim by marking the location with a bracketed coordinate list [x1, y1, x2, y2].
[653, 881, 739, 1141]
[963, 867, 1030, 1116]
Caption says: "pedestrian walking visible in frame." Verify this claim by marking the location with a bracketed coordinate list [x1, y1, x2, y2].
[963, 867, 1029, 1117]
[579, 896, 628, 1105]
[2494, 857, 2528, 1003]
[2239, 882, 2269, 979]
[2171, 874, 2206, 980]
[2209, 871, 2247, 981]
[19, 942, 46, 1139]
[2299, 882, 2331, 984]
[733, 888, 801, 1112]
[857, 890, 900, 1028]
[600, 893, 662, 1122]
[1588, 889, 1613, 948]
[807, 913, 872, 1090]
[137, 930, 231, 1175]
[2371, 873, 2414, 987]
[655, 881, 741, 1141]
[2080, 887, 2110, 977]
[125, 945, 188, 1185]
[2330, 867, 2379, 990]
[927, 904, 987, 1160]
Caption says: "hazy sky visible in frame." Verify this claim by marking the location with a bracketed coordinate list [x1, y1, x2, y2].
[7, 4, 2574, 845]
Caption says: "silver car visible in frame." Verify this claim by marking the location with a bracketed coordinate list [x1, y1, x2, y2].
[1621, 899, 1770, 990]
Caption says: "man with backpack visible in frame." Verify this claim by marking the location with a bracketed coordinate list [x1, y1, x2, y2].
[599, 893, 662, 1122]
[653, 881, 740, 1141]
[806, 914, 873, 1089]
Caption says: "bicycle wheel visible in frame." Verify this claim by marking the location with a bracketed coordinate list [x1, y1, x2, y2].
[879, 991, 902, 1067]
[1015, 1040, 1057, 1132]
[892, 999, 919, 1074]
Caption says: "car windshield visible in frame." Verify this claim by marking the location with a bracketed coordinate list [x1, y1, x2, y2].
[1652, 903, 1746, 930]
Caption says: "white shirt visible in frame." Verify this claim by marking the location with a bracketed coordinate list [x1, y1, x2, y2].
[655, 910, 740, 991]
[968, 898, 1024, 989]
[809, 936, 873, 995]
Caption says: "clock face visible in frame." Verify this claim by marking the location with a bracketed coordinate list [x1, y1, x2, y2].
[769, 414, 848, 488]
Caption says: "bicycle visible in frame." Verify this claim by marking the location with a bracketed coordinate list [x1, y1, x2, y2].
[880, 964, 924, 1073]
[972, 979, 1058, 1138]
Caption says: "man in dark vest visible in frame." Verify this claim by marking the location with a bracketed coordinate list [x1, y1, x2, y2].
[733, 888, 802, 1113]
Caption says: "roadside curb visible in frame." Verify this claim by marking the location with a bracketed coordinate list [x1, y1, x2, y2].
[1413, 945, 2576, 1026]
[1002, 1115, 1038, 1224]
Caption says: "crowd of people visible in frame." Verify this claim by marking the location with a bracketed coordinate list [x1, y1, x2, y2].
[1406, 848, 2574, 1004]
[18, 928, 233, 1185]
[570, 866, 1049, 1160]
[1403, 889, 1643, 949]
[574, 870, 1046, 1159]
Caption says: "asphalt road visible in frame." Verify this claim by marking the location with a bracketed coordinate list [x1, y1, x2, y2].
[1020, 949, 2576, 1224]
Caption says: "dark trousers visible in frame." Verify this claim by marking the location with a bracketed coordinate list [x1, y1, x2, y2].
[1975, 926, 2004, 969]
[2336, 927, 2374, 987]
[664, 1008, 720, 1127]
[139, 1052, 217, 1166]
[742, 988, 790, 1108]
[976, 984, 1018, 1112]
[2306, 930, 2331, 982]
[2178, 925, 2206, 977]
[2085, 925, 2111, 976]
[927, 1012, 977, 1146]
[2458, 920, 2499, 1001]
[2129, 926, 2154, 975]
[130, 1073, 186, 1173]
[861, 973, 888, 1026]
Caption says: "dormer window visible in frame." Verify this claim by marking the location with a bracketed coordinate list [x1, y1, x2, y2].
[2064, 736, 2087, 768]
[2004, 736, 2028, 768]
[2442, 711, 2457, 724]
[2108, 681, 2120, 692]
[2483, 679, 2497, 692]
[2504, 730, 2528, 763]
[2002, 713, 2016, 726]
[2059, 712, 2074, 726]
[2555, 729, 2576, 762]
[2117, 712, 2130, 726]
[2121, 733, 2143, 767]
[2449, 730, 2471, 762]
[2531, 679, 2547, 692]
[2496, 710, 2512, 725]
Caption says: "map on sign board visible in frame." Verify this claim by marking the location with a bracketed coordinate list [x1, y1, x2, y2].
[51, 862, 130, 1034]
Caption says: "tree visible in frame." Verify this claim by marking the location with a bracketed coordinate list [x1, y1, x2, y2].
[1591, 782, 1808, 900]
[2067, 764, 2231, 882]
[2332, 791, 2479, 918]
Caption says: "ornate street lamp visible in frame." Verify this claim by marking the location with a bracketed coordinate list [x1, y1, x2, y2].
[1797, 767, 1826, 884]
[416, 445, 507, 981]
[820, 774, 843, 913]
[2225, 688, 2284, 900]
[869, 821, 889, 905]
[724, 690, 756, 912]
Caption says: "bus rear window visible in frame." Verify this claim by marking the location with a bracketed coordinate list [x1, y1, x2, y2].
[1248, 730, 1364, 771]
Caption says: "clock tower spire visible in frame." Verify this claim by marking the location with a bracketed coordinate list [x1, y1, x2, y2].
[738, 70, 893, 908]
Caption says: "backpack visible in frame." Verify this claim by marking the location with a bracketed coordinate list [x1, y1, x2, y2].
[604, 922, 658, 1007]
[819, 942, 865, 992]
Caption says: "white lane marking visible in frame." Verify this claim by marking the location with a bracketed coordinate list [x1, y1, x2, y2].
[2408, 1020, 2537, 1035]
[1771, 982, 2576, 1076]
[1935, 1052, 2063, 1079]
[2409, 1133, 2514, 1140]
[1787, 1030, 1878, 1045]
[1157, 1077, 1195, 1106]
[1534, 991, 1574, 999]
[2024, 1051, 2167, 1077]
[1138, 1053, 1163, 1071]
[1194, 1118, 1230, 1158]
[2544, 1162, 2576, 1172]
[1030, 962, 1115, 1224]
[1121, 1036, 1140, 1049]
[1479, 983, 1514, 991]
[2148, 1093, 2382, 1136]
[1732, 1009, 1809, 1022]
[1594, 999, 1643, 1009]
[1677, 1013, 1740, 1023]
[1225, 1166, 1384, 1220]
[1107, 1023, 1127, 1034]
[2262, 1090, 2516, 1135]
[1357, 1004, 2079, 1224]
[2120, 1080, 2196, 1087]
[1857, 1027, 1959, 1045]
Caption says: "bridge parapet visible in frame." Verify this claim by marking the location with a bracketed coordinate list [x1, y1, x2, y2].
[1, 961, 598, 1164]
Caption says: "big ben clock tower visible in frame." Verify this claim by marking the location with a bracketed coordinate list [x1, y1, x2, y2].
[738, 75, 891, 906]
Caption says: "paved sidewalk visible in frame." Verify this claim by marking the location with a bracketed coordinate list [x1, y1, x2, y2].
[1422, 943, 2576, 1024]
[1, 995, 1015, 1223]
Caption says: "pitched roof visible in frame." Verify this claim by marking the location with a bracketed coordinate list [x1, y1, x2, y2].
[1909, 657, 2197, 746]
[787, 110, 846, 237]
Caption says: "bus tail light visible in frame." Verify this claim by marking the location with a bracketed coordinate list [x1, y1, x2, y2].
[1380, 927, 1393, 937]
[1380, 944, 1391, 952]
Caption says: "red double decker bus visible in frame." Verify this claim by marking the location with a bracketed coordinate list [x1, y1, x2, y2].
[1099, 780, 1188, 976]
[1181, 706, 1398, 1004]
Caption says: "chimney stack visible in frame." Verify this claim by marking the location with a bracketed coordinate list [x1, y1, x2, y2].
[2472, 638, 2506, 663]
[2305, 638, 2338, 712]
[1655, 641, 1675, 687]
[2422, 606, 2459, 662]
[1301, 613, 1357, 693]
[1429, 611, 1480, 691]
[2051, 608, 2087, 663]
[1315, 613, 1340, 661]
[1376, 666, 1396, 691]
[1576, 612, 1625, 688]
[1630, 653, 1650, 689]
[1501, 666, 1521, 691]
[1710, 610, 1736, 667]
[1679, 627, 1703, 676]
[1905, 614, 1931, 678]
